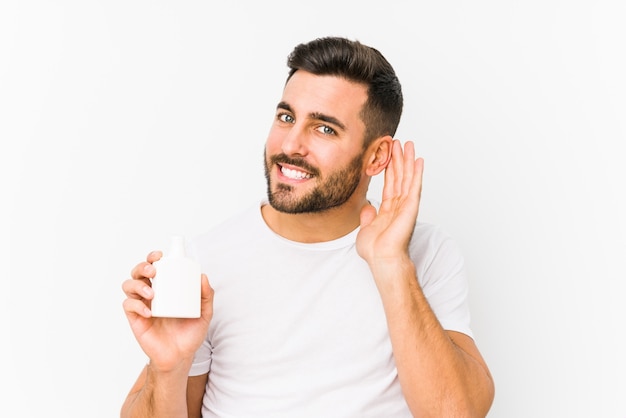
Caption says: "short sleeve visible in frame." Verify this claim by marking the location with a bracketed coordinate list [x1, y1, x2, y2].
[189, 338, 212, 376]
[411, 224, 473, 338]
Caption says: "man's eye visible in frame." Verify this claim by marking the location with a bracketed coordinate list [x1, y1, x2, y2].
[316, 125, 336, 135]
[278, 113, 295, 123]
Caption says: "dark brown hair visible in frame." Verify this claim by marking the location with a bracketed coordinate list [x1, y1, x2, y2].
[286, 36, 403, 147]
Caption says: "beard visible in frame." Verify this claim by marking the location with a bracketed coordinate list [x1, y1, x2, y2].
[264, 150, 365, 214]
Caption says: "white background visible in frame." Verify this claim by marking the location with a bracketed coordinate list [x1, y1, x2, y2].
[1, 1, 625, 417]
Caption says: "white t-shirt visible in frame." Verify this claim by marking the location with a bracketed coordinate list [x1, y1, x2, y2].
[188, 201, 472, 417]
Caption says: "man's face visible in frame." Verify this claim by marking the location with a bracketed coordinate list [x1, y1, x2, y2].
[264, 71, 369, 214]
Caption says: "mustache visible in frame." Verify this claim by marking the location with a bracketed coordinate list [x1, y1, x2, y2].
[269, 154, 320, 176]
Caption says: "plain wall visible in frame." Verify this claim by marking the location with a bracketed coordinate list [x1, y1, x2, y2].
[1, 1, 624, 417]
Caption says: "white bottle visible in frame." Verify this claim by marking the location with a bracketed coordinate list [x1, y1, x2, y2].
[151, 235, 201, 318]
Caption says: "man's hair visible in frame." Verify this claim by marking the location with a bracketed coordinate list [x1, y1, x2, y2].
[286, 37, 403, 148]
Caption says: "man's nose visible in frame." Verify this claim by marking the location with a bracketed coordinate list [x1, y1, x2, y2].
[281, 124, 309, 157]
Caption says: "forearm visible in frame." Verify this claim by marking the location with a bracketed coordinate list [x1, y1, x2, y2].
[121, 361, 193, 418]
[371, 257, 494, 418]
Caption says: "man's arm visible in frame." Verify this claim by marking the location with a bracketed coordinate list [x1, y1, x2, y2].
[121, 366, 207, 418]
[121, 363, 192, 418]
[357, 140, 495, 417]
[370, 257, 494, 417]
[120, 252, 214, 418]
[187, 373, 209, 418]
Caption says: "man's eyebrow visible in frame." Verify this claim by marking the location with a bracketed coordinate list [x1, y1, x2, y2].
[310, 112, 346, 131]
[277, 101, 292, 112]
[276, 101, 346, 131]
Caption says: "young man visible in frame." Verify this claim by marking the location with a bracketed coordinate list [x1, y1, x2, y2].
[121, 36, 495, 417]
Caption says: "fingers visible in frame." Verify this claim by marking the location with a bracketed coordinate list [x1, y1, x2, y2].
[411, 155, 424, 202]
[401, 140, 415, 196]
[383, 140, 423, 201]
[122, 275, 154, 298]
[392, 140, 404, 197]
[122, 251, 162, 318]
[122, 289, 152, 318]
[382, 140, 402, 200]
[146, 250, 163, 264]
[130, 250, 162, 280]
[121, 276, 152, 319]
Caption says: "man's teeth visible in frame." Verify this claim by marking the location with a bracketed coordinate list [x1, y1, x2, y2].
[281, 167, 312, 180]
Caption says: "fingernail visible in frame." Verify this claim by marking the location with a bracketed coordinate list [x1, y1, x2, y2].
[142, 286, 153, 298]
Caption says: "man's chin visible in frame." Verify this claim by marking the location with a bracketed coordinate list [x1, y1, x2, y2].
[268, 199, 305, 214]
[268, 196, 345, 215]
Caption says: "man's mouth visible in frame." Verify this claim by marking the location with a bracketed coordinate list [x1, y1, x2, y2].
[279, 164, 312, 180]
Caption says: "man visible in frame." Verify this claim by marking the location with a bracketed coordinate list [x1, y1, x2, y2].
[121, 36, 495, 417]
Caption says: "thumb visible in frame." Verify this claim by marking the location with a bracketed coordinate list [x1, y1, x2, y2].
[359, 203, 377, 228]
[200, 274, 214, 320]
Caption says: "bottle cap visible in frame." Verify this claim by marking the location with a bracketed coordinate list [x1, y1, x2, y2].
[169, 235, 186, 258]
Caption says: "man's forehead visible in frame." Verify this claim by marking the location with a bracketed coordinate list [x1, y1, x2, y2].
[281, 71, 367, 119]
[284, 70, 366, 94]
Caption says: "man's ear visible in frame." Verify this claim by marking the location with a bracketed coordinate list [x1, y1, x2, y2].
[365, 135, 393, 176]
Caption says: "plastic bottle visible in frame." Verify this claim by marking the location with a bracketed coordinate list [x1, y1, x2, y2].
[151, 235, 201, 318]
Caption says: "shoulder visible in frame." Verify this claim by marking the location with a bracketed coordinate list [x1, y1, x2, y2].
[411, 221, 459, 254]
[409, 221, 466, 286]
[188, 202, 264, 256]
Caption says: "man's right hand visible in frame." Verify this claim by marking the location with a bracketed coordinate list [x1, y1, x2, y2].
[121, 251, 214, 372]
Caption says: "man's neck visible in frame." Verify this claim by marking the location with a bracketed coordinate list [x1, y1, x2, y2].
[260, 198, 368, 243]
